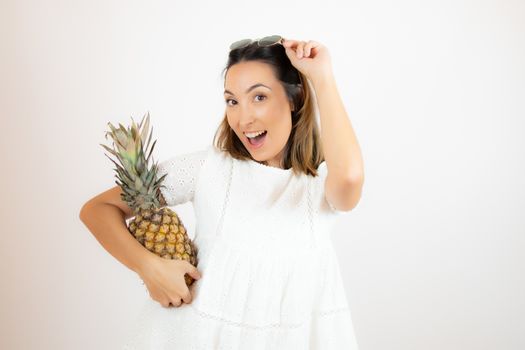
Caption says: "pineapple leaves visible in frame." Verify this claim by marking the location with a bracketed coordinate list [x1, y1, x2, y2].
[146, 139, 157, 164]
[139, 113, 150, 147]
[99, 143, 119, 158]
[102, 111, 166, 210]
[106, 156, 135, 188]
[154, 172, 168, 187]
[144, 125, 154, 156]
[144, 167, 156, 186]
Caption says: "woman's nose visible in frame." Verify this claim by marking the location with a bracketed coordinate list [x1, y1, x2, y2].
[238, 109, 257, 125]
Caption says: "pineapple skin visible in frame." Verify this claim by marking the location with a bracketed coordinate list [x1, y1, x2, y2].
[128, 206, 199, 286]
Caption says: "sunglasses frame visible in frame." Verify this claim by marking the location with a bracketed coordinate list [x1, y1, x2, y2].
[229, 35, 284, 51]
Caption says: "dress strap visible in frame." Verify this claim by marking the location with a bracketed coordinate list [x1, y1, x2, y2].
[199, 154, 234, 263]
[307, 175, 316, 248]
[215, 154, 234, 240]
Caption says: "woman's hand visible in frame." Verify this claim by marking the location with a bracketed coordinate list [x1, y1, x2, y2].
[282, 38, 333, 82]
[137, 255, 202, 308]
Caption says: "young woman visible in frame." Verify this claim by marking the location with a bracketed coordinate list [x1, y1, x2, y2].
[80, 35, 364, 349]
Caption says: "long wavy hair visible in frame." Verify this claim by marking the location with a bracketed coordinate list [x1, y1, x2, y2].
[212, 40, 325, 177]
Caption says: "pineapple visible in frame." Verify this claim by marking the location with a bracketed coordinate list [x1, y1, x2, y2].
[100, 111, 199, 286]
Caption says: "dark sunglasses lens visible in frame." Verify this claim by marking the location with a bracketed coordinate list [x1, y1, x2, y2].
[230, 39, 252, 50]
[258, 35, 282, 46]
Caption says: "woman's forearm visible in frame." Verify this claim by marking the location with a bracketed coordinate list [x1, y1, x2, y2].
[311, 73, 364, 182]
[79, 203, 156, 275]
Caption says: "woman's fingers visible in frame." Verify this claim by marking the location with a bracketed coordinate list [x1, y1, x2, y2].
[185, 262, 202, 280]
[180, 288, 193, 304]
[304, 40, 317, 57]
[282, 38, 296, 48]
[284, 39, 322, 59]
[283, 39, 308, 58]
[161, 298, 182, 308]
[144, 258, 199, 308]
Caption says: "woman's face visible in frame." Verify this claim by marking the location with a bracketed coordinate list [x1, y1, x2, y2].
[224, 61, 294, 168]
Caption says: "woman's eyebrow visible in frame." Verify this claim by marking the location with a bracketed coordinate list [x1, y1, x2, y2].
[224, 83, 272, 96]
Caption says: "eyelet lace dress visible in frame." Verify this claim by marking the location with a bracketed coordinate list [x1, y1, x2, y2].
[121, 145, 359, 349]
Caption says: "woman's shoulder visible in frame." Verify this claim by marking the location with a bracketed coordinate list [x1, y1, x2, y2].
[156, 146, 220, 183]
[206, 145, 235, 166]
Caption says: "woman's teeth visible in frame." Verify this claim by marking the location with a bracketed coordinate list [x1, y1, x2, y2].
[245, 130, 267, 138]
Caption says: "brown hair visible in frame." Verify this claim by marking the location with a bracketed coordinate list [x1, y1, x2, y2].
[213, 40, 325, 177]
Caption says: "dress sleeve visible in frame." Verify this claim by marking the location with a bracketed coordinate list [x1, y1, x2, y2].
[156, 148, 208, 207]
[317, 161, 352, 216]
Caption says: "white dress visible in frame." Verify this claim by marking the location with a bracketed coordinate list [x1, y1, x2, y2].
[121, 145, 359, 349]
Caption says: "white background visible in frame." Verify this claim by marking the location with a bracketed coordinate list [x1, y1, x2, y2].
[1, 0, 524, 349]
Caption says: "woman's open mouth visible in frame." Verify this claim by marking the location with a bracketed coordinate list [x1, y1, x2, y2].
[246, 130, 267, 149]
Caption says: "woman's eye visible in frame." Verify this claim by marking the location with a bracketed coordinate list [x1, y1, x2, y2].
[225, 95, 266, 107]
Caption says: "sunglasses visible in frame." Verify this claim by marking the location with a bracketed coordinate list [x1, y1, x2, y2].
[229, 35, 284, 51]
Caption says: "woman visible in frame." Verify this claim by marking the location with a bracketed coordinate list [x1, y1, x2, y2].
[80, 35, 364, 349]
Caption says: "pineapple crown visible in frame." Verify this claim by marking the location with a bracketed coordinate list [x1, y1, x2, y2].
[100, 111, 168, 213]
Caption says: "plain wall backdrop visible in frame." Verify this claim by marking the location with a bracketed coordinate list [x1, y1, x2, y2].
[1, 0, 524, 349]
